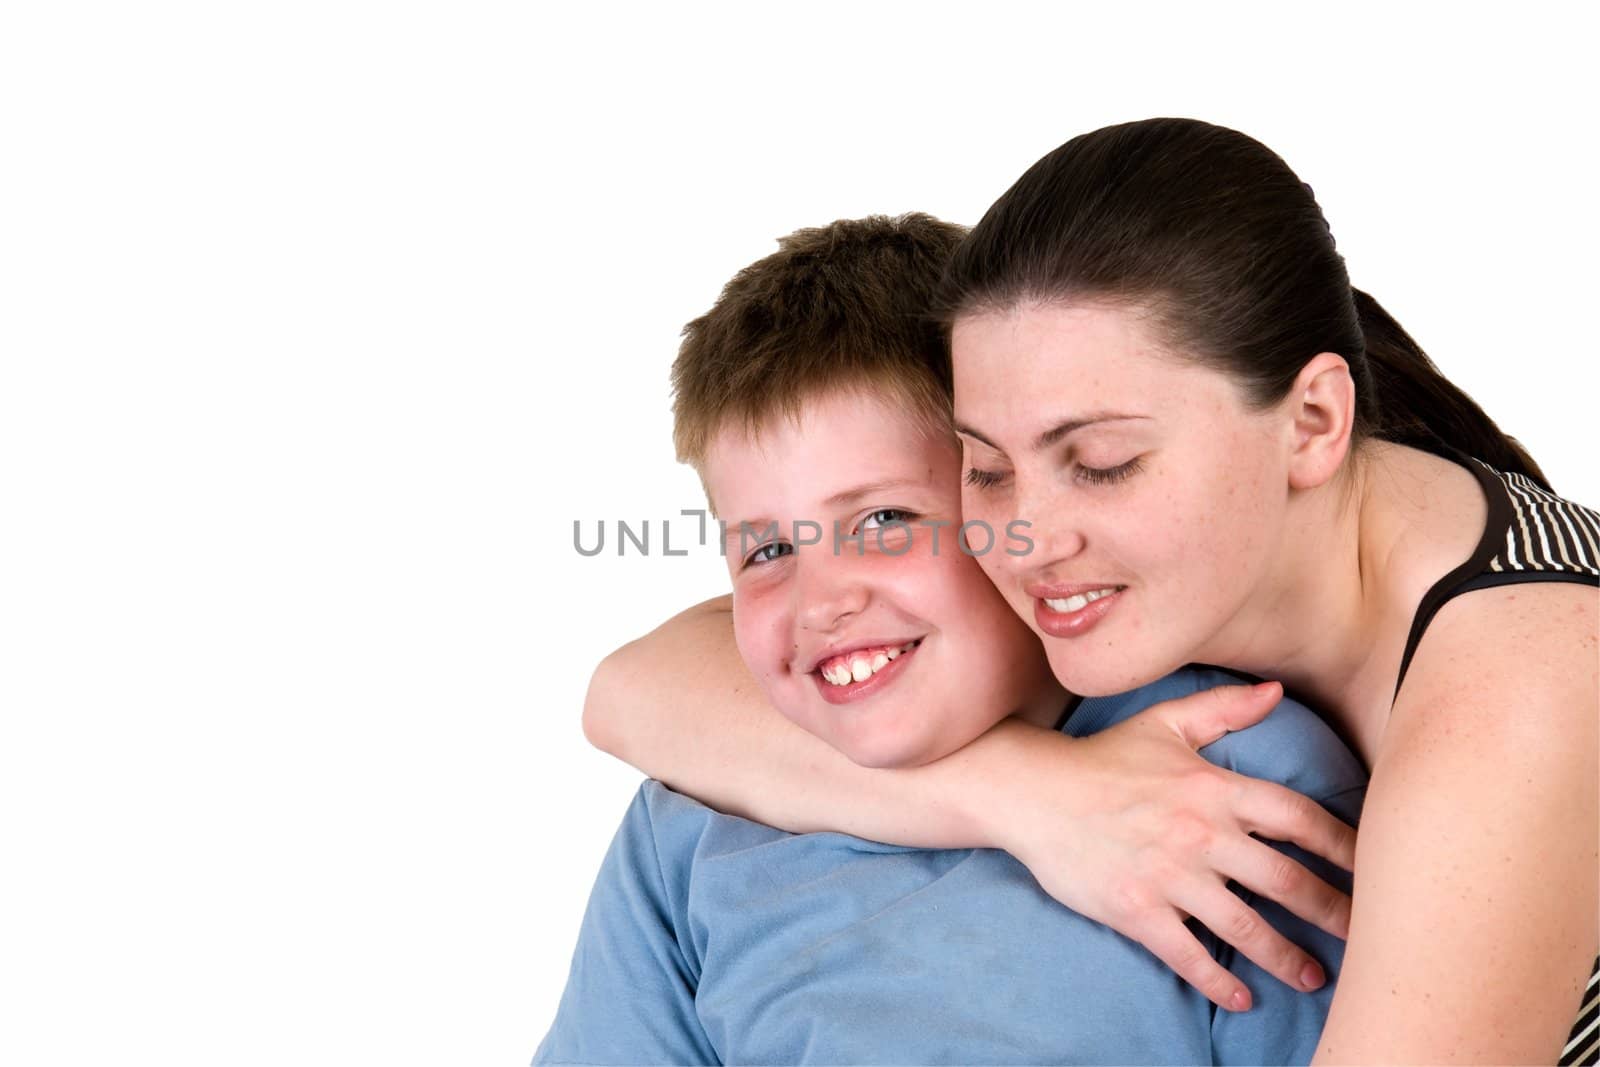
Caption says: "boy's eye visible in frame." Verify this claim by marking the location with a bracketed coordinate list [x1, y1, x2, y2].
[744, 541, 793, 567]
[859, 508, 913, 530]
[1074, 457, 1144, 486]
[965, 468, 1007, 490]
[856, 507, 917, 554]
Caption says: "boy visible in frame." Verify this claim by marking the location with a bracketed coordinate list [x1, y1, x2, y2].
[534, 215, 1366, 1065]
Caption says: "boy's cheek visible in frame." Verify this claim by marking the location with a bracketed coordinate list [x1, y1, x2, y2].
[863, 545, 950, 608]
[729, 590, 775, 666]
[729, 559, 791, 605]
[874, 521, 956, 565]
[732, 582, 806, 664]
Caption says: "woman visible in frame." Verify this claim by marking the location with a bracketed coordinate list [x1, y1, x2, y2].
[587, 119, 1598, 1064]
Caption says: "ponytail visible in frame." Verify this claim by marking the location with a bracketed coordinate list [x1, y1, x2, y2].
[1353, 289, 1549, 489]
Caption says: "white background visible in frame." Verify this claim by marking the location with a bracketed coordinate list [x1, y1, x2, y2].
[3, 3, 1595, 1065]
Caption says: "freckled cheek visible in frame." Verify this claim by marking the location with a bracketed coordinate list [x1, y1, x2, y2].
[1122, 487, 1211, 611]
[959, 486, 1009, 532]
[964, 547, 1017, 612]
[947, 573, 1005, 637]
[732, 588, 792, 681]
[870, 552, 944, 621]
[1163, 484, 1267, 606]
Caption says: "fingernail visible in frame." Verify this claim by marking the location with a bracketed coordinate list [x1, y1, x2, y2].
[1229, 989, 1251, 1011]
[1300, 962, 1325, 990]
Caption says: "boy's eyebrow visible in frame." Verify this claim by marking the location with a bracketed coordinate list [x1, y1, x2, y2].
[721, 517, 779, 543]
[955, 413, 1149, 453]
[824, 478, 926, 508]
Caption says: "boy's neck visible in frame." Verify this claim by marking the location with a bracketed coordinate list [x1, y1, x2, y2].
[1015, 689, 1079, 733]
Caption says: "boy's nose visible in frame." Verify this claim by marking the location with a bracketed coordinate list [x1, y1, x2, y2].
[793, 554, 869, 632]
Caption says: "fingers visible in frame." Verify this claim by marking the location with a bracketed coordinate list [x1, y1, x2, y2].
[1234, 777, 1359, 874]
[1133, 916, 1257, 1012]
[1211, 834, 1354, 941]
[1154, 681, 1282, 749]
[1170, 879, 1332, 998]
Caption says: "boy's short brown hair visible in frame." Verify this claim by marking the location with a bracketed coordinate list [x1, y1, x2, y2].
[671, 213, 966, 478]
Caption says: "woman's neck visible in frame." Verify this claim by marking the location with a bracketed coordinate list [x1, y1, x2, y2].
[1195, 442, 1485, 768]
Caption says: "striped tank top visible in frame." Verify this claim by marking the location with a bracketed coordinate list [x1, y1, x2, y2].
[1394, 456, 1599, 1066]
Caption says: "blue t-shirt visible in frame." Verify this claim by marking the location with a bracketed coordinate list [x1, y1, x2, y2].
[533, 668, 1367, 1065]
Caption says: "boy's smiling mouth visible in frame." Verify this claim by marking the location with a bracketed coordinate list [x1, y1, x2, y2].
[816, 639, 921, 686]
[806, 638, 923, 704]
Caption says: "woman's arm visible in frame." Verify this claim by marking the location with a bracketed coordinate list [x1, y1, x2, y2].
[1314, 583, 1598, 1064]
[584, 594, 995, 845]
[585, 594, 1359, 1011]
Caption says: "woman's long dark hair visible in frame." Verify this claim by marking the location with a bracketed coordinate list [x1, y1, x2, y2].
[940, 118, 1548, 488]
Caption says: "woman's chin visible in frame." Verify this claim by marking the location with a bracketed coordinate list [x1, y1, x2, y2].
[1047, 655, 1165, 699]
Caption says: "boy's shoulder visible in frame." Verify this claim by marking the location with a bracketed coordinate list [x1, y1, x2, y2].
[623, 778, 928, 862]
[1066, 667, 1369, 813]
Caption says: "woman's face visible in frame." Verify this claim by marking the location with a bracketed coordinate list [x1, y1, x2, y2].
[951, 301, 1295, 696]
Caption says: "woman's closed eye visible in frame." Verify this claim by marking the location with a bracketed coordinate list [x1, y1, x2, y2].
[1074, 457, 1144, 486]
[965, 468, 1007, 490]
[967, 458, 1143, 489]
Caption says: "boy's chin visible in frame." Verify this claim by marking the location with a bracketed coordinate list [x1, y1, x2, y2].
[769, 706, 924, 769]
[840, 726, 989, 770]
[825, 730, 927, 771]
[848, 748, 929, 770]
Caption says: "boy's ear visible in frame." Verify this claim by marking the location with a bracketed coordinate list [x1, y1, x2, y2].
[1284, 352, 1356, 490]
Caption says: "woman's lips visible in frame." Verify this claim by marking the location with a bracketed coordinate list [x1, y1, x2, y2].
[813, 641, 919, 705]
[1033, 586, 1125, 638]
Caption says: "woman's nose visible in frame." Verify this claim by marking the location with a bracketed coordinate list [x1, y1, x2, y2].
[1002, 475, 1086, 574]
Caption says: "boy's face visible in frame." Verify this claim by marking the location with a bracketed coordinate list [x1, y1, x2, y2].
[703, 389, 1067, 769]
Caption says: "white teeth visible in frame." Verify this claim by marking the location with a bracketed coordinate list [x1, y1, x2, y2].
[817, 640, 919, 686]
[1044, 588, 1119, 613]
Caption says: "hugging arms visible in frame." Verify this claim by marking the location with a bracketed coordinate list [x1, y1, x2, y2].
[586, 596, 1358, 1007]
[540, 211, 1366, 1066]
[570, 120, 1599, 1064]
[545, 669, 1365, 1065]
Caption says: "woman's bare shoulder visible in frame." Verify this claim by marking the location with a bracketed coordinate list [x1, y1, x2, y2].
[1388, 579, 1596, 752]
[1318, 581, 1597, 1063]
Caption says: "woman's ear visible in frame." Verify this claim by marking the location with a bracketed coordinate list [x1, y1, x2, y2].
[1284, 352, 1356, 490]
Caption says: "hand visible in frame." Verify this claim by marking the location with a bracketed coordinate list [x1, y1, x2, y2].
[990, 681, 1357, 1012]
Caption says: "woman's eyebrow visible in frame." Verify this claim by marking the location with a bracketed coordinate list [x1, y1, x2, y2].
[953, 423, 1001, 450]
[957, 413, 1149, 452]
[1033, 413, 1148, 449]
